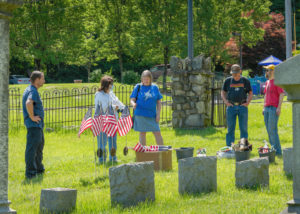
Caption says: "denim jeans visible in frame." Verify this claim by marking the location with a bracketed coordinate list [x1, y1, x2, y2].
[226, 105, 248, 146]
[97, 132, 117, 162]
[25, 127, 45, 178]
[264, 106, 282, 155]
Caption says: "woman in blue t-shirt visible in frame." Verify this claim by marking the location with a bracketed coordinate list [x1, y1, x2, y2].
[130, 70, 164, 145]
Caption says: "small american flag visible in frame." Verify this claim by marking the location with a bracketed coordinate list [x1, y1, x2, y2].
[117, 106, 132, 136]
[133, 142, 145, 152]
[103, 106, 118, 137]
[91, 105, 105, 137]
[78, 108, 92, 137]
[134, 144, 171, 152]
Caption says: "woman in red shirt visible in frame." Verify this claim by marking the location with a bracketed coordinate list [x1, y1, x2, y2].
[263, 64, 285, 155]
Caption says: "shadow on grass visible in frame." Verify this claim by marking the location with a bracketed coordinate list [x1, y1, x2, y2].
[22, 174, 44, 185]
[285, 173, 293, 180]
[174, 126, 221, 137]
[236, 184, 269, 191]
[79, 175, 109, 187]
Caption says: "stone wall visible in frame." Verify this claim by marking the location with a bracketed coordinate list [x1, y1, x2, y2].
[170, 55, 214, 128]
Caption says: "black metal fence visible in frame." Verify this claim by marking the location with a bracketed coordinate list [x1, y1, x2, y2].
[9, 85, 172, 131]
[9, 82, 225, 131]
[211, 79, 227, 127]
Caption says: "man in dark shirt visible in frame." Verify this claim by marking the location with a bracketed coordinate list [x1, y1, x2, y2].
[22, 71, 45, 179]
[221, 64, 253, 146]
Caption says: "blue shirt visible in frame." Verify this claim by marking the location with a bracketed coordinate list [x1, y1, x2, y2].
[22, 85, 44, 129]
[130, 84, 163, 118]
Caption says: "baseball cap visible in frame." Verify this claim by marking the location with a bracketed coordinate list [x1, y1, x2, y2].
[230, 64, 241, 74]
[263, 64, 275, 70]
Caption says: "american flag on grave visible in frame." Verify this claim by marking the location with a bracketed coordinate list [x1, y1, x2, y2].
[102, 106, 118, 137]
[91, 105, 105, 137]
[78, 107, 93, 137]
[117, 106, 132, 136]
[134, 143, 172, 152]
[133, 142, 145, 152]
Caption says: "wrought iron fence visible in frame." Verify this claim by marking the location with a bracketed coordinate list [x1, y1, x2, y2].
[9, 84, 172, 131]
[211, 79, 227, 127]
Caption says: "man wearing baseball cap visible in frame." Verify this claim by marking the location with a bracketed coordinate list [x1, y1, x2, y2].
[263, 64, 285, 155]
[221, 64, 253, 146]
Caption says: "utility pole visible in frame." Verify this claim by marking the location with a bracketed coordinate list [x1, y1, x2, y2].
[285, 0, 292, 59]
[188, 0, 193, 59]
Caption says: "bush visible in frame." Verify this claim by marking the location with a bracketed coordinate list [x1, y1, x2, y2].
[89, 68, 117, 83]
[123, 70, 140, 85]
[89, 69, 103, 83]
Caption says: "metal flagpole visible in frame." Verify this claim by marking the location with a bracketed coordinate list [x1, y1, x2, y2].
[93, 136, 97, 178]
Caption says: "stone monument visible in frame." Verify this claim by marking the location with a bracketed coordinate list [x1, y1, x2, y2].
[275, 54, 300, 213]
[170, 55, 214, 128]
[0, 1, 22, 213]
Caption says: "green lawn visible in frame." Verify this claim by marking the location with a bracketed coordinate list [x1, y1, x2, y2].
[8, 93, 293, 214]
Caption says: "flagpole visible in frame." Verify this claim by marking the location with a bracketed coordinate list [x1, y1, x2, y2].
[93, 136, 97, 179]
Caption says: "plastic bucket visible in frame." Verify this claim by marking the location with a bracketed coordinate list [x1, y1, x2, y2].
[235, 150, 250, 162]
[259, 150, 276, 163]
[176, 147, 194, 161]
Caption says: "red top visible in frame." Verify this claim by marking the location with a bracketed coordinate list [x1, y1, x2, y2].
[264, 79, 285, 108]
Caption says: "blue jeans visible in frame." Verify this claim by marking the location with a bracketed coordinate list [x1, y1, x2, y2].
[264, 106, 282, 155]
[25, 127, 45, 178]
[226, 106, 248, 146]
[97, 132, 117, 162]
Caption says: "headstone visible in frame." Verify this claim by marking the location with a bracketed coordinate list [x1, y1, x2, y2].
[283, 148, 293, 175]
[0, 2, 23, 213]
[40, 188, 77, 213]
[178, 156, 217, 195]
[235, 158, 269, 188]
[275, 54, 300, 213]
[109, 162, 155, 207]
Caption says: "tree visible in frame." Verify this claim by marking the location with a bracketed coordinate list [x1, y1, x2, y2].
[98, 0, 137, 83]
[135, 0, 187, 91]
[10, 0, 86, 74]
[193, 0, 272, 68]
[242, 13, 286, 75]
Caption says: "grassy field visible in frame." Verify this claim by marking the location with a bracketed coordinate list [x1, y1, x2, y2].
[8, 98, 293, 213]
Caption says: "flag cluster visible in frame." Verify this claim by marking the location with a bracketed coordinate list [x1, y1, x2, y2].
[78, 106, 132, 138]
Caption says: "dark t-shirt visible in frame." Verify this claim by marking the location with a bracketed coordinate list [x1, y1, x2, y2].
[222, 77, 252, 103]
[22, 85, 44, 129]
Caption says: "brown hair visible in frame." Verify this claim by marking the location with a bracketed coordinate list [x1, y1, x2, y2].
[30, 71, 43, 84]
[141, 70, 153, 84]
[99, 75, 114, 92]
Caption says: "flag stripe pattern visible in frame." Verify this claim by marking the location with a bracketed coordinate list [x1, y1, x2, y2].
[91, 115, 105, 137]
[133, 142, 145, 152]
[78, 108, 92, 137]
[117, 106, 132, 136]
[103, 107, 118, 137]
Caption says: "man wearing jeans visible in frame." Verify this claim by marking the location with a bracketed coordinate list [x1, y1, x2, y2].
[22, 71, 45, 179]
[263, 64, 284, 155]
[221, 64, 253, 146]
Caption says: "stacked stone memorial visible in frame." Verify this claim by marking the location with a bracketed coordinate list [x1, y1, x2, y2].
[170, 55, 214, 128]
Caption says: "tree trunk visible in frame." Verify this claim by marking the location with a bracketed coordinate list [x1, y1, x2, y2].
[86, 61, 91, 83]
[118, 52, 124, 83]
[34, 58, 41, 71]
[163, 46, 169, 92]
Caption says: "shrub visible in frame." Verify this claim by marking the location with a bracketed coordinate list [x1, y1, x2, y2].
[123, 70, 140, 85]
[89, 69, 103, 83]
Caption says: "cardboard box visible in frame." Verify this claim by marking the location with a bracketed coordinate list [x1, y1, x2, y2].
[135, 150, 172, 171]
